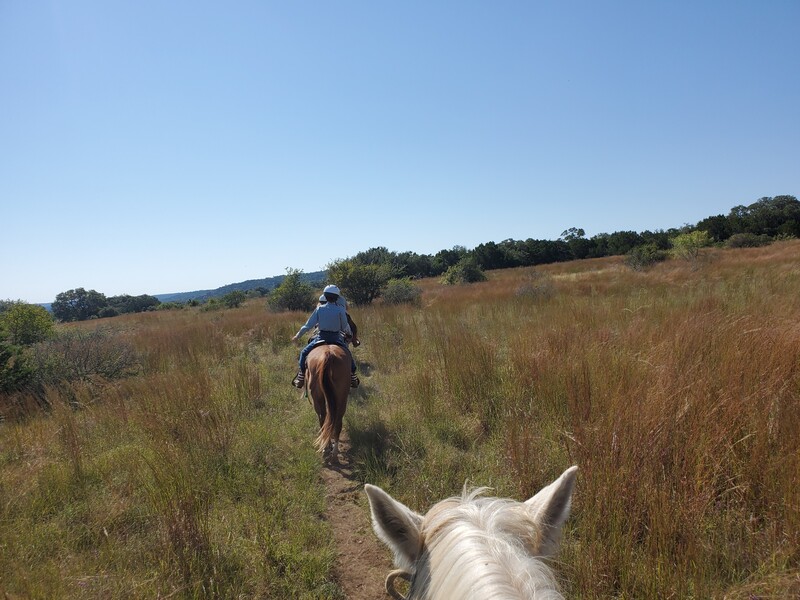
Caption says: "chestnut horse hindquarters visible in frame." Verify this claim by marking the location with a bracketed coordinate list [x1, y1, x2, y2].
[306, 344, 351, 459]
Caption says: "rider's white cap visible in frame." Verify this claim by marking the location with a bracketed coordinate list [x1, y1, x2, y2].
[323, 284, 340, 295]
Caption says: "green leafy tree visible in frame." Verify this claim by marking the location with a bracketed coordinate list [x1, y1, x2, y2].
[268, 269, 315, 312]
[107, 294, 161, 314]
[517, 239, 572, 264]
[441, 257, 487, 285]
[432, 246, 468, 274]
[326, 259, 394, 305]
[51, 288, 108, 322]
[560, 228, 594, 260]
[0, 302, 54, 345]
[671, 230, 712, 261]
[472, 241, 513, 270]
[222, 290, 246, 308]
[605, 230, 644, 255]
[696, 215, 733, 242]
[727, 195, 800, 237]
[352, 246, 399, 267]
[395, 251, 434, 278]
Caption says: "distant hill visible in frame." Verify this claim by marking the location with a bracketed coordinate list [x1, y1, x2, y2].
[155, 270, 327, 304]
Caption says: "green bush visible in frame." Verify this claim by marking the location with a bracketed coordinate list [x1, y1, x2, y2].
[200, 298, 223, 312]
[268, 269, 315, 312]
[382, 278, 422, 305]
[0, 302, 54, 345]
[726, 233, 772, 248]
[157, 302, 185, 311]
[222, 290, 246, 308]
[0, 339, 34, 394]
[671, 231, 712, 261]
[98, 306, 120, 319]
[625, 243, 668, 271]
[441, 257, 487, 285]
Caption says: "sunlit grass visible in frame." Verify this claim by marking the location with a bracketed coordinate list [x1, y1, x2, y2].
[2, 241, 799, 598]
[0, 305, 343, 599]
[345, 240, 800, 598]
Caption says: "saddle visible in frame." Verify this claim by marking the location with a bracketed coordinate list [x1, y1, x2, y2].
[306, 332, 355, 347]
[306, 335, 350, 349]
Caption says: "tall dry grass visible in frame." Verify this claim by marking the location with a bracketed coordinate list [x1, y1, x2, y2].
[347, 240, 800, 598]
[2, 242, 798, 598]
[0, 304, 343, 598]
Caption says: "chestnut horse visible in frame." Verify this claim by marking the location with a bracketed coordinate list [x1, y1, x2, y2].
[365, 466, 578, 599]
[306, 344, 351, 461]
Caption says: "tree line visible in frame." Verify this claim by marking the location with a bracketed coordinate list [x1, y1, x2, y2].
[311, 195, 799, 304]
[14, 194, 800, 321]
[333, 195, 800, 280]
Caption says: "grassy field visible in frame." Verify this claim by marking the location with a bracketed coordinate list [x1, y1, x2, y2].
[2, 240, 799, 598]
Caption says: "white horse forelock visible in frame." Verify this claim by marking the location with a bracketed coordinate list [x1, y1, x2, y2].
[412, 488, 564, 600]
[367, 467, 577, 600]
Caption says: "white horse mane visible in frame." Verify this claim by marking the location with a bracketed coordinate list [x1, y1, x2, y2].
[365, 467, 578, 600]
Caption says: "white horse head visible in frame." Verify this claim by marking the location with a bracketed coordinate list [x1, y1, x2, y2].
[365, 466, 578, 600]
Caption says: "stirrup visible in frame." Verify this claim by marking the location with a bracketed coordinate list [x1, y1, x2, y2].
[350, 374, 360, 388]
[292, 373, 305, 388]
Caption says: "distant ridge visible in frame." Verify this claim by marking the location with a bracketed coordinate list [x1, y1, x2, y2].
[155, 270, 327, 303]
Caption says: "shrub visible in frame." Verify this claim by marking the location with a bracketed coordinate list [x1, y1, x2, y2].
[382, 278, 422, 305]
[157, 302, 185, 311]
[268, 269, 315, 312]
[200, 298, 222, 312]
[516, 271, 556, 300]
[0, 302, 54, 345]
[0, 339, 34, 394]
[441, 257, 487, 285]
[625, 243, 668, 271]
[726, 233, 772, 248]
[30, 329, 140, 387]
[670, 231, 712, 261]
[222, 290, 246, 308]
[98, 306, 120, 318]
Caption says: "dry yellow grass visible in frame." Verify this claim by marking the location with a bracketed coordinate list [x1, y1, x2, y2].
[348, 240, 800, 598]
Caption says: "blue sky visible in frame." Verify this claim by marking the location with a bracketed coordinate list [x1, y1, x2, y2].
[2, 1, 798, 304]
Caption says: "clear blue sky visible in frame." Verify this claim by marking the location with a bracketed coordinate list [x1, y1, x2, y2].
[2, 1, 798, 304]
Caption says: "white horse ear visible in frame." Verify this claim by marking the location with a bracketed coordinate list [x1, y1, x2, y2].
[365, 484, 424, 569]
[524, 466, 578, 556]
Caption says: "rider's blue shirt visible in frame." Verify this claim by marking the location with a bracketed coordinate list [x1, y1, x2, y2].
[295, 302, 351, 338]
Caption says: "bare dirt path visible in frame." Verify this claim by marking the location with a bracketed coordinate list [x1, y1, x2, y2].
[321, 436, 393, 600]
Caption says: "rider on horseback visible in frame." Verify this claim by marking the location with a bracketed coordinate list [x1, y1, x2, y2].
[291, 285, 359, 389]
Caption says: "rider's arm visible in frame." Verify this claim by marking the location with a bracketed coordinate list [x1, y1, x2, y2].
[294, 308, 320, 339]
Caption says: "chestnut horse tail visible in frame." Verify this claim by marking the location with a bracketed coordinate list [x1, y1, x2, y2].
[314, 357, 339, 453]
[307, 345, 351, 457]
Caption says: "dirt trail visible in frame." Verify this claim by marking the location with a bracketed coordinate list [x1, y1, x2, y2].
[321, 436, 393, 600]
